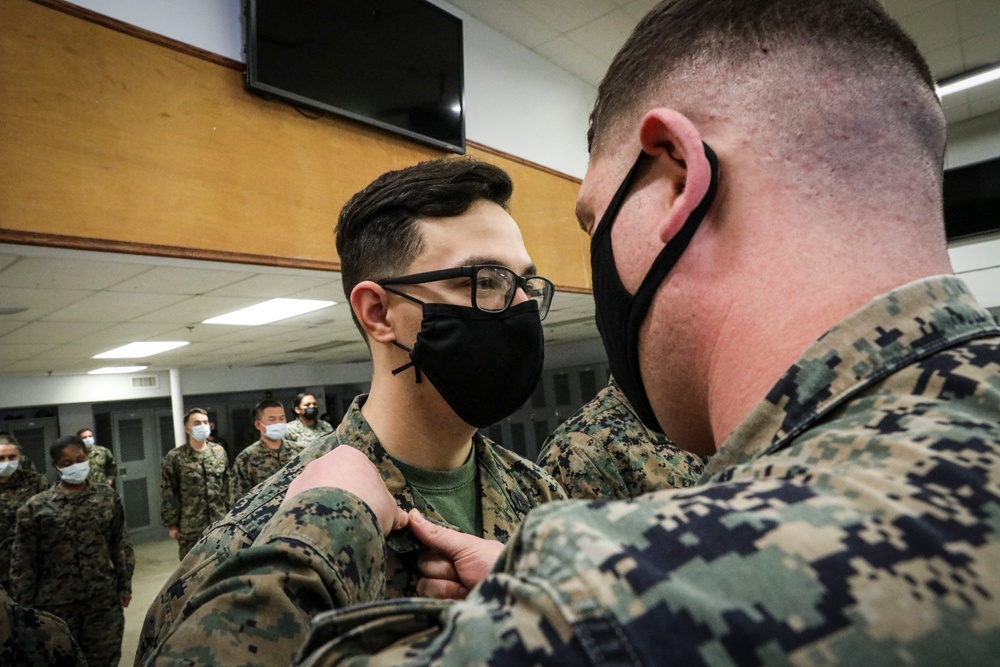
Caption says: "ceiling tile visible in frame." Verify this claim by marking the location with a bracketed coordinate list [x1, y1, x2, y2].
[511, 0, 618, 33]
[943, 100, 972, 123]
[0, 288, 99, 320]
[621, 0, 660, 21]
[0, 257, 149, 290]
[534, 35, 610, 86]
[41, 291, 190, 323]
[968, 91, 1000, 117]
[0, 255, 18, 272]
[0, 321, 113, 345]
[957, 266, 1000, 308]
[132, 295, 262, 324]
[72, 322, 191, 349]
[896, 2, 960, 54]
[887, 0, 955, 19]
[205, 274, 338, 298]
[450, 0, 560, 48]
[960, 31, 1000, 70]
[566, 9, 636, 63]
[954, 0, 1000, 40]
[111, 266, 257, 295]
[0, 343, 61, 363]
[924, 44, 966, 78]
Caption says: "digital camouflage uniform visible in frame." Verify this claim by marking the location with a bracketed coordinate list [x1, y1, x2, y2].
[135, 394, 566, 666]
[0, 584, 86, 666]
[138, 277, 1000, 666]
[537, 377, 707, 499]
[159, 442, 231, 559]
[230, 438, 304, 501]
[11, 482, 135, 667]
[0, 465, 47, 594]
[284, 417, 334, 447]
[86, 444, 117, 487]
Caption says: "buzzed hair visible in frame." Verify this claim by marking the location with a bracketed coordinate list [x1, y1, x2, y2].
[588, 0, 945, 178]
[253, 399, 285, 421]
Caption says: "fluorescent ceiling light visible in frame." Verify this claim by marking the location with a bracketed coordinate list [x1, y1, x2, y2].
[89, 366, 149, 375]
[203, 298, 336, 326]
[937, 64, 1000, 97]
[94, 341, 189, 358]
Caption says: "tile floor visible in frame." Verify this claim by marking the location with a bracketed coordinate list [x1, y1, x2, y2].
[121, 538, 178, 667]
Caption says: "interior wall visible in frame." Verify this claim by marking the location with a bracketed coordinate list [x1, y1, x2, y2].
[0, 0, 591, 291]
[60, 0, 595, 179]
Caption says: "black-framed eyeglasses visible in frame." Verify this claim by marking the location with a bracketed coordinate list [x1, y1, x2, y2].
[378, 265, 555, 320]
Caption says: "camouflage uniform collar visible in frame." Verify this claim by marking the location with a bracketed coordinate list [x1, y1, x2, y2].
[707, 275, 1000, 473]
[340, 394, 529, 552]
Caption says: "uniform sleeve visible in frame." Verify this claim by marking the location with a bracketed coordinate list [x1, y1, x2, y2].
[32, 474, 47, 495]
[230, 453, 249, 503]
[537, 433, 624, 501]
[159, 454, 180, 528]
[109, 493, 135, 597]
[105, 448, 118, 485]
[9, 504, 40, 606]
[0, 585, 87, 666]
[141, 488, 388, 667]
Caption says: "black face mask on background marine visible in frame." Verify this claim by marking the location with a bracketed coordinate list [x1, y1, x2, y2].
[389, 299, 545, 428]
[589, 142, 720, 434]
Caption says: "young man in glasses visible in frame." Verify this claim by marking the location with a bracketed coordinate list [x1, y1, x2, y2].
[135, 157, 566, 667]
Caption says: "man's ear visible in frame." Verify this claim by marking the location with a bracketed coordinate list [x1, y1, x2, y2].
[350, 281, 395, 344]
[638, 109, 711, 244]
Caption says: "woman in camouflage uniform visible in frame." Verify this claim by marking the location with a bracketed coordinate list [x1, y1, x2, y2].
[0, 434, 46, 596]
[10, 435, 135, 667]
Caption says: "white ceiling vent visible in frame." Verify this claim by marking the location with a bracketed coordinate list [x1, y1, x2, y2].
[131, 375, 160, 389]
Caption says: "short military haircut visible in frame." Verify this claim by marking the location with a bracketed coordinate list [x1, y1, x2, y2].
[76, 428, 92, 438]
[293, 393, 313, 409]
[0, 432, 20, 449]
[254, 399, 285, 422]
[183, 407, 208, 426]
[336, 157, 514, 319]
[588, 0, 944, 170]
[50, 435, 85, 462]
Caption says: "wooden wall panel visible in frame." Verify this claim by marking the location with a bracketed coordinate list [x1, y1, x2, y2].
[0, 0, 591, 291]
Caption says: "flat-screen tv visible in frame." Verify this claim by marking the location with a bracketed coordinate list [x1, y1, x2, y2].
[944, 156, 1000, 241]
[244, 0, 465, 153]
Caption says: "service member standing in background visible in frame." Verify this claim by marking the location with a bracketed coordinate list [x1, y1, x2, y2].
[159, 408, 231, 559]
[77, 427, 117, 488]
[231, 400, 303, 500]
[283, 392, 333, 447]
[0, 434, 46, 596]
[538, 376, 707, 499]
[11, 435, 134, 667]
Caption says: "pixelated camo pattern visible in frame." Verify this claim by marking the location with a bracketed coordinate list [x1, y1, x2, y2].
[285, 418, 335, 446]
[158, 442, 231, 540]
[538, 377, 708, 500]
[0, 467, 47, 592]
[231, 438, 304, 501]
[135, 395, 565, 666]
[293, 275, 1000, 665]
[86, 444, 117, 486]
[0, 585, 86, 666]
[11, 482, 134, 607]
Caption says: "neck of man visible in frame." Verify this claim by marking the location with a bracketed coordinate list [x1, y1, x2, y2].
[188, 438, 207, 452]
[362, 366, 476, 471]
[59, 480, 87, 493]
[679, 174, 953, 455]
[260, 435, 282, 450]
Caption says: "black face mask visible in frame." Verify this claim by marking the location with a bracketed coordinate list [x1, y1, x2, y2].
[590, 143, 720, 433]
[391, 300, 545, 428]
[303, 407, 319, 420]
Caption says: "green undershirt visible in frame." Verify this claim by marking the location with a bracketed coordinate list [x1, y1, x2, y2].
[392, 449, 482, 536]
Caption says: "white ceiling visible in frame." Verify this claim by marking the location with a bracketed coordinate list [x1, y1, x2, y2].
[1, 0, 998, 379]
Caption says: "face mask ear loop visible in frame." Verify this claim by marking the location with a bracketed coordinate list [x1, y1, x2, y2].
[390, 340, 422, 383]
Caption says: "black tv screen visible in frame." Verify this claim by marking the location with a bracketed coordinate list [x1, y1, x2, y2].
[244, 0, 465, 153]
[944, 157, 1000, 241]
